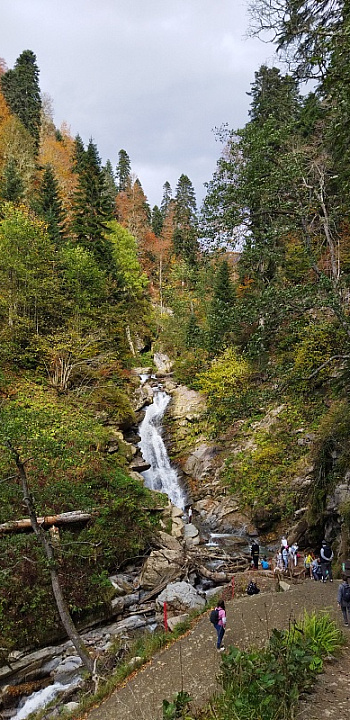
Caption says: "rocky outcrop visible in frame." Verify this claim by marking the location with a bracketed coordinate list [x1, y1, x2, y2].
[153, 352, 173, 376]
[194, 495, 257, 536]
[156, 581, 206, 613]
[139, 547, 185, 590]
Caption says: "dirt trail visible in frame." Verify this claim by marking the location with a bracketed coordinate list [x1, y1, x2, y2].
[87, 579, 348, 720]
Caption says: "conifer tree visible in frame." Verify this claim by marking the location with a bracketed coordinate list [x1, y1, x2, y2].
[173, 174, 198, 265]
[102, 159, 117, 212]
[37, 164, 65, 245]
[207, 259, 236, 354]
[71, 138, 114, 267]
[0, 158, 24, 203]
[73, 134, 86, 173]
[1, 50, 42, 151]
[116, 149, 131, 192]
[151, 205, 163, 236]
[160, 181, 172, 217]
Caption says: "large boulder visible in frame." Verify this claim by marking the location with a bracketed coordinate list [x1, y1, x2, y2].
[168, 385, 206, 424]
[153, 352, 173, 376]
[156, 582, 206, 613]
[140, 548, 184, 589]
[183, 523, 200, 548]
[156, 531, 183, 553]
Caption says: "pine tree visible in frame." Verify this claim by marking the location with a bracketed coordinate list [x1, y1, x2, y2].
[151, 205, 163, 236]
[102, 159, 117, 213]
[207, 259, 236, 354]
[160, 181, 172, 217]
[173, 174, 198, 265]
[1, 50, 42, 151]
[0, 158, 24, 202]
[73, 134, 86, 173]
[37, 165, 65, 245]
[116, 149, 131, 192]
[71, 139, 114, 267]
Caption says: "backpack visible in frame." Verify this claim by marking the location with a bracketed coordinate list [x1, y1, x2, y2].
[209, 608, 219, 624]
[343, 584, 350, 604]
[247, 581, 260, 596]
[322, 545, 333, 559]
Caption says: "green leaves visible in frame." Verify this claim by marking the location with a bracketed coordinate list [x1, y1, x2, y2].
[205, 612, 343, 719]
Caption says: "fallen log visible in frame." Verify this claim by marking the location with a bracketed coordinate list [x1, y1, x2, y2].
[197, 564, 233, 583]
[0, 510, 96, 534]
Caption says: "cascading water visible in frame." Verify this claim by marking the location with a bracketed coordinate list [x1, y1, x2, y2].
[138, 385, 187, 510]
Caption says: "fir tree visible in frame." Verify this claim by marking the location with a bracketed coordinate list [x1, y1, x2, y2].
[37, 165, 65, 245]
[151, 205, 163, 236]
[73, 134, 86, 173]
[116, 149, 131, 192]
[160, 181, 172, 217]
[71, 139, 114, 267]
[0, 158, 24, 203]
[102, 159, 117, 213]
[207, 259, 236, 354]
[1, 50, 42, 151]
[173, 174, 198, 265]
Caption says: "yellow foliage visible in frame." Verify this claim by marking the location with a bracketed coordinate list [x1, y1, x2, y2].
[196, 348, 251, 400]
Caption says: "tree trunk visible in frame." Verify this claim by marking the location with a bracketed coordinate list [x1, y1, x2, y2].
[0, 510, 94, 534]
[5, 442, 94, 675]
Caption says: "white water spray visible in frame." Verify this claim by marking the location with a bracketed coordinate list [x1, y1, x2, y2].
[138, 388, 186, 510]
[16, 683, 66, 719]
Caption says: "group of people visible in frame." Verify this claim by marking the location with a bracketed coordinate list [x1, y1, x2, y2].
[304, 540, 334, 582]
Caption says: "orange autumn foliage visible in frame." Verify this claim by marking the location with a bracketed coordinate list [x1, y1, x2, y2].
[39, 123, 78, 224]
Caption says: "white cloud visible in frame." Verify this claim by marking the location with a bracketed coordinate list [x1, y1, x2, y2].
[1, 0, 276, 207]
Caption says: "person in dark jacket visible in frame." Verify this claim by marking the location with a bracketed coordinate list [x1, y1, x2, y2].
[337, 574, 350, 626]
[320, 540, 334, 582]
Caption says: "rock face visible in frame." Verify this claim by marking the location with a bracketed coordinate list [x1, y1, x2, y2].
[194, 495, 257, 536]
[168, 385, 206, 424]
[156, 581, 206, 613]
[153, 352, 173, 376]
[183, 443, 220, 483]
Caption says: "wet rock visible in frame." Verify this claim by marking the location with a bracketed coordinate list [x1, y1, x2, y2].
[326, 480, 350, 512]
[129, 456, 151, 472]
[132, 383, 154, 412]
[53, 656, 82, 684]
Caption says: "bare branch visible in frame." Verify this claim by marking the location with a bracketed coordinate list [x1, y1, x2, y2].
[305, 354, 350, 380]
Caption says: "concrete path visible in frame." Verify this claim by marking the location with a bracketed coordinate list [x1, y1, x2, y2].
[88, 580, 340, 720]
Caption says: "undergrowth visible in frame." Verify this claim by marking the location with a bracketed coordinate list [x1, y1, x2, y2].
[192, 610, 343, 720]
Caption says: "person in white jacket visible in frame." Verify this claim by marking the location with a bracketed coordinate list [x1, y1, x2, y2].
[320, 540, 334, 582]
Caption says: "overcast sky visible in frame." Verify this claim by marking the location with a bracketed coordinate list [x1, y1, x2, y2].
[1, 0, 276, 209]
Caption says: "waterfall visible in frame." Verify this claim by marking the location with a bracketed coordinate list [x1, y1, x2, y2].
[138, 386, 187, 510]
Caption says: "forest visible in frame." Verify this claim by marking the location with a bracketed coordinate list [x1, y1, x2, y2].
[1, 0, 350, 659]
